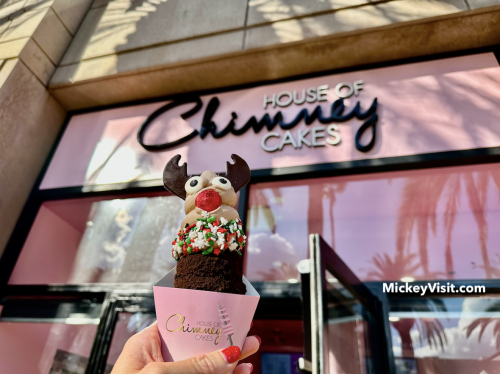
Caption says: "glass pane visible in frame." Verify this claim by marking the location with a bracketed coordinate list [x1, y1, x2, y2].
[246, 162, 500, 282]
[242, 319, 304, 373]
[9, 193, 184, 284]
[0, 322, 98, 374]
[107, 312, 157, 367]
[324, 269, 371, 374]
[389, 296, 500, 374]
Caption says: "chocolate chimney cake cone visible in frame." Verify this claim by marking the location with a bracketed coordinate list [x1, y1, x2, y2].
[163, 154, 250, 295]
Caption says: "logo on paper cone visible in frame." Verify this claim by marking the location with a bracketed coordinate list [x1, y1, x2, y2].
[218, 303, 234, 346]
[164, 303, 236, 347]
[165, 313, 223, 346]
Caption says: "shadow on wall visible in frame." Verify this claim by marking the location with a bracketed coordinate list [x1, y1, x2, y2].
[53, 0, 468, 82]
[0, 0, 53, 39]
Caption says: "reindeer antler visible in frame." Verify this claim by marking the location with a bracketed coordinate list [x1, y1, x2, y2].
[224, 154, 250, 193]
[163, 154, 189, 199]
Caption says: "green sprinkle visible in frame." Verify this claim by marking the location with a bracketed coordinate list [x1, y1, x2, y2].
[239, 230, 244, 235]
[229, 220, 236, 225]
[208, 240, 214, 246]
[187, 247, 192, 254]
[237, 250, 243, 256]
[175, 257, 179, 261]
[202, 250, 209, 255]
[205, 232, 213, 239]
[208, 216, 216, 223]
[207, 247, 214, 254]
[178, 241, 184, 246]
[197, 218, 207, 222]
[185, 223, 189, 228]
[186, 238, 191, 244]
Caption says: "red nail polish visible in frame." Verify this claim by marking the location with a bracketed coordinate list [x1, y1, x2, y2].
[221, 346, 241, 363]
[253, 335, 261, 345]
[247, 363, 254, 372]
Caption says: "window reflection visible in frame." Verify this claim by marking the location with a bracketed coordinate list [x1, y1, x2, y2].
[0, 322, 98, 374]
[9, 193, 184, 285]
[107, 313, 156, 367]
[389, 297, 500, 374]
[246, 163, 500, 282]
[325, 270, 371, 374]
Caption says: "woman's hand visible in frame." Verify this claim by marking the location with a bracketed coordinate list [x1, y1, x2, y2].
[111, 321, 260, 374]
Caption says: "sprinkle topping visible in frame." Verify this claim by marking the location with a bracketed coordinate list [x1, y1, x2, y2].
[172, 216, 246, 260]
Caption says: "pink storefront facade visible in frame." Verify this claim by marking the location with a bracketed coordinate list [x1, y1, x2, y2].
[2, 50, 500, 374]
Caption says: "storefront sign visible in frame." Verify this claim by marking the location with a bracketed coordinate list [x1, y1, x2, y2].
[40, 53, 500, 189]
[136, 81, 377, 153]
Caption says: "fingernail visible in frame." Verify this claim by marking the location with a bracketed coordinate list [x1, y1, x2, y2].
[221, 346, 241, 363]
[253, 335, 261, 346]
[247, 363, 253, 372]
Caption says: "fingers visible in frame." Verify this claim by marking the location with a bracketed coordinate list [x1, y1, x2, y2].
[234, 363, 253, 374]
[240, 336, 261, 360]
[146, 346, 241, 374]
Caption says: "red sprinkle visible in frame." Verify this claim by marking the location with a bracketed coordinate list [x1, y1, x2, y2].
[218, 228, 228, 233]
[238, 235, 244, 243]
[214, 219, 220, 226]
[172, 240, 176, 245]
[185, 222, 197, 232]
[203, 228, 211, 232]
[214, 247, 221, 255]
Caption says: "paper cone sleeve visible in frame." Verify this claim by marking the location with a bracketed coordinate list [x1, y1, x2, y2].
[153, 266, 260, 362]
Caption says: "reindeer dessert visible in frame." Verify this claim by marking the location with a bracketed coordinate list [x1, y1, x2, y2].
[163, 154, 251, 294]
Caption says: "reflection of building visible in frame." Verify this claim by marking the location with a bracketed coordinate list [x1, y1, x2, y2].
[2, 1, 500, 373]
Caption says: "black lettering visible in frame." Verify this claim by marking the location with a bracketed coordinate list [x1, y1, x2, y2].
[137, 96, 378, 153]
[137, 96, 202, 151]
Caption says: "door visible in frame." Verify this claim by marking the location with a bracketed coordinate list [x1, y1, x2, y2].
[298, 234, 394, 374]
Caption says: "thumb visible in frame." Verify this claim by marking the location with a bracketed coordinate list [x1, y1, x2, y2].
[146, 346, 241, 374]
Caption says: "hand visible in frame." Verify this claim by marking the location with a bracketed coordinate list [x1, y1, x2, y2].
[111, 321, 260, 374]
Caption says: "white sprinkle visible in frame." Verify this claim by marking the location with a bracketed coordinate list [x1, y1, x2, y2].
[229, 243, 238, 251]
[220, 217, 228, 225]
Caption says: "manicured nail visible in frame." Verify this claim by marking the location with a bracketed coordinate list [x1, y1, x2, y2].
[221, 346, 241, 363]
[253, 335, 261, 345]
[247, 363, 253, 372]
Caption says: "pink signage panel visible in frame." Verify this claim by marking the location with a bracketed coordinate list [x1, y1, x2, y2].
[41, 53, 500, 190]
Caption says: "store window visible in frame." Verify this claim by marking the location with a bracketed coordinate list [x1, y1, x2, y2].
[107, 312, 157, 367]
[389, 296, 500, 373]
[246, 162, 500, 282]
[0, 298, 102, 374]
[9, 193, 184, 285]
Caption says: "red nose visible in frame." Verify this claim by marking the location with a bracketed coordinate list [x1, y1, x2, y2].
[195, 189, 222, 212]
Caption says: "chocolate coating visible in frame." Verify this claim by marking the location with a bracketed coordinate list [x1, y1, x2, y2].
[174, 251, 246, 295]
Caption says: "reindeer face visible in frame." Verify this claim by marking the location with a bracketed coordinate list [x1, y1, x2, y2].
[183, 170, 237, 214]
[163, 155, 251, 215]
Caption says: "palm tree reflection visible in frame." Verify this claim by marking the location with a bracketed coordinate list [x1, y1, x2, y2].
[395, 169, 500, 281]
[465, 300, 500, 361]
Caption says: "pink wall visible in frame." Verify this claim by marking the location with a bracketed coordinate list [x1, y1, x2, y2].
[41, 53, 500, 189]
[9, 205, 82, 284]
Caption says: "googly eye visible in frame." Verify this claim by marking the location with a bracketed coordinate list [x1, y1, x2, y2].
[212, 177, 232, 190]
[185, 176, 203, 195]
